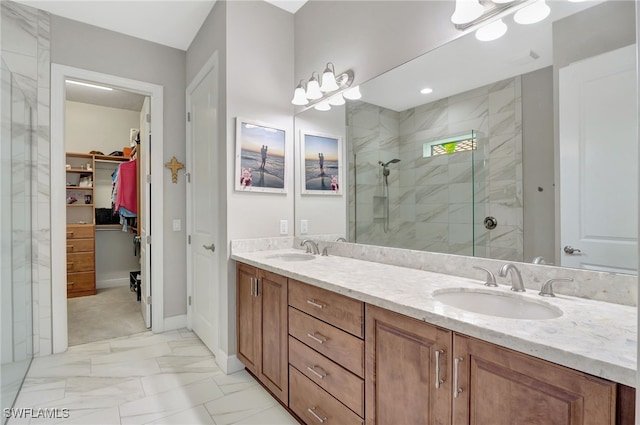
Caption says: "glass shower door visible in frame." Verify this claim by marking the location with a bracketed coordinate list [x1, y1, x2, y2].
[1, 59, 34, 418]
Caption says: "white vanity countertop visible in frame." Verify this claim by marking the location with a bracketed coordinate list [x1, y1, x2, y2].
[231, 248, 637, 387]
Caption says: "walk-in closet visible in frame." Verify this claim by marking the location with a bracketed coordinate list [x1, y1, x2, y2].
[64, 80, 149, 345]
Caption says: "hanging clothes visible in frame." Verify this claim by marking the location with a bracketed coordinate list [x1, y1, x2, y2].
[116, 159, 137, 214]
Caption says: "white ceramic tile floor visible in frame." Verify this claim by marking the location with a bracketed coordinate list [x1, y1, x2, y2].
[8, 330, 299, 425]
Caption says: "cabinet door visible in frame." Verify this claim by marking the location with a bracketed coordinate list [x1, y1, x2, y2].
[452, 334, 616, 425]
[258, 270, 288, 404]
[236, 263, 260, 375]
[365, 305, 452, 425]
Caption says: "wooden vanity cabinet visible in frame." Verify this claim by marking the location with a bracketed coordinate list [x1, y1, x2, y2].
[365, 304, 452, 425]
[236, 263, 288, 404]
[452, 334, 617, 425]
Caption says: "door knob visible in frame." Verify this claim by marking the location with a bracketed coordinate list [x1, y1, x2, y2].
[563, 245, 581, 255]
[203, 243, 215, 252]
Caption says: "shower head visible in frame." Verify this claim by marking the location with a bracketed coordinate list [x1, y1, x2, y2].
[380, 158, 401, 167]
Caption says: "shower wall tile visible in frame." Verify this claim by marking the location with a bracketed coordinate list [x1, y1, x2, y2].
[2, 1, 51, 357]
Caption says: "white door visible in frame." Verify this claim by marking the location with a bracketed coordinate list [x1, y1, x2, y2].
[187, 58, 219, 353]
[140, 97, 152, 327]
[559, 44, 637, 273]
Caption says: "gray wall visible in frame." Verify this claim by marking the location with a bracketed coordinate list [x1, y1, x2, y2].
[521, 67, 554, 264]
[295, 1, 460, 89]
[50, 15, 188, 318]
[186, 0, 294, 359]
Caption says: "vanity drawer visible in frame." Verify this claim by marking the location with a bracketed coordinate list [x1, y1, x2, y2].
[289, 366, 363, 425]
[67, 238, 94, 253]
[66, 224, 95, 240]
[289, 336, 364, 417]
[288, 279, 364, 337]
[289, 307, 364, 377]
[67, 271, 95, 292]
[67, 252, 95, 272]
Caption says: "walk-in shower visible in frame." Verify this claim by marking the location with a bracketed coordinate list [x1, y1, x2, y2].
[378, 159, 400, 233]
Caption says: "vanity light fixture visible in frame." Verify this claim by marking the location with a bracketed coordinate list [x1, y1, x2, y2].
[305, 72, 323, 100]
[513, 0, 550, 25]
[66, 79, 113, 91]
[342, 85, 362, 100]
[291, 64, 356, 110]
[452, 0, 552, 42]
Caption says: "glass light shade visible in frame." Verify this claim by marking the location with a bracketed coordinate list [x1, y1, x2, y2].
[314, 100, 331, 111]
[514, 0, 550, 25]
[320, 64, 340, 92]
[291, 85, 309, 106]
[328, 93, 345, 106]
[451, 0, 484, 25]
[342, 85, 362, 100]
[475, 19, 507, 41]
[306, 74, 323, 100]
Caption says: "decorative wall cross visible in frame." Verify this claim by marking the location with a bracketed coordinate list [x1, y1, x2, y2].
[165, 156, 184, 183]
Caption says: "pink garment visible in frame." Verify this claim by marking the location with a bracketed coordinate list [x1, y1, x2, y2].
[116, 159, 137, 214]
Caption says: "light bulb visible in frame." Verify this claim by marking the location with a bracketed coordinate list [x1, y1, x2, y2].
[475, 19, 507, 41]
[320, 63, 340, 92]
[306, 73, 322, 100]
[314, 100, 331, 111]
[343, 85, 362, 100]
[328, 93, 345, 106]
[451, 0, 484, 25]
[291, 81, 308, 106]
[514, 0, 550, 25]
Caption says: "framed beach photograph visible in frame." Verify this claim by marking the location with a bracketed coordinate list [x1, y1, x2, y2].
[300, 130, 342, 195]
[235, 118, 287, 193]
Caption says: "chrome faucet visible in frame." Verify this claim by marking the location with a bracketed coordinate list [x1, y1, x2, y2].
[532, 256, 546, 264]
[498, 263, 525, 292]
[539, 277, 574, 297]
[336, 237, 347, 242]
[300, 239, 320, 255]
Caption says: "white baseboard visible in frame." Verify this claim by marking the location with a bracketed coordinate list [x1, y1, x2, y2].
[96, 278, 129, 289]
[215, 350, 244, 374]
[163, 314, 187, 331]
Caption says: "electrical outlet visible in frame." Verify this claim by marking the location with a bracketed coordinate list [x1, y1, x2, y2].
[280, 220, 288, 235]
[300, 219, 308, 234]
[172, 219, 181, 231]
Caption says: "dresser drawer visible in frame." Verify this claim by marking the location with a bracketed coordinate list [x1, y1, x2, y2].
[67, 238, 94, 253]
[66, 224, 94, 240]
[67, 271, 95, 292]
[289, 336, 364, 417]
[289, 279, 364, 338]
[289, 366, 363, 425]
[289, 307, 364, 377]
[67, 252, 94, 272]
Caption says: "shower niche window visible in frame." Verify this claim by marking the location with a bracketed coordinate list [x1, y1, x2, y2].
[423, 132, 478, 157]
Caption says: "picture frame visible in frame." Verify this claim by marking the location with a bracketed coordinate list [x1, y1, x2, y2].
[235, 117, 287, 193]
[300, 130, 342, 195]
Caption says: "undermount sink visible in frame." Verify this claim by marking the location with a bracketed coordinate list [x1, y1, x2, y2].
[267, 253, 316, 262]
[433, 289, 562, 320]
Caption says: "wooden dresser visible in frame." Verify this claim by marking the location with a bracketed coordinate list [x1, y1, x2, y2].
[66, 224, 96, 297]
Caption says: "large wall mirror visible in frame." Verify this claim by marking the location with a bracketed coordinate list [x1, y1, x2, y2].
[294, 0, 637, 275]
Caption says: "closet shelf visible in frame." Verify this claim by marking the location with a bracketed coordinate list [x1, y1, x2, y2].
[66, 186, 93, 190]
[67, 203, 94, 207]
[66, 168, 94, 173]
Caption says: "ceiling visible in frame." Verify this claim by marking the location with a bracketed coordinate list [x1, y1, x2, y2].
[65, 80, 146, 111]
[14, 0, 308, 51]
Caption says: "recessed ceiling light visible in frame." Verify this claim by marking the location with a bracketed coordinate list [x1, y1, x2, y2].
[420, 87, 434, 94]
[66, 80, 113, 91]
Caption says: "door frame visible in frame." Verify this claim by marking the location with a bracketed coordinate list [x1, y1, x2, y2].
[185, 51, 222, 360]
[51, 64, 165, 353]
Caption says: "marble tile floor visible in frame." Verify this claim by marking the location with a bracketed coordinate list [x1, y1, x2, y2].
[8, 330, 299, 425]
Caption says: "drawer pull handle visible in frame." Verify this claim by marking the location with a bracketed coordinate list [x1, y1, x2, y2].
[435, 349, 445, 389]
[67, 245, 74, 251]
[306, 332, 327, 344]
[307, 407, 327, 423]
[307, 365, 327, 379]
[453, 357, 463, 398]
[67, 262, 74, 268]
[306, 299, 325, 309]
[67, 231, 74, 236]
